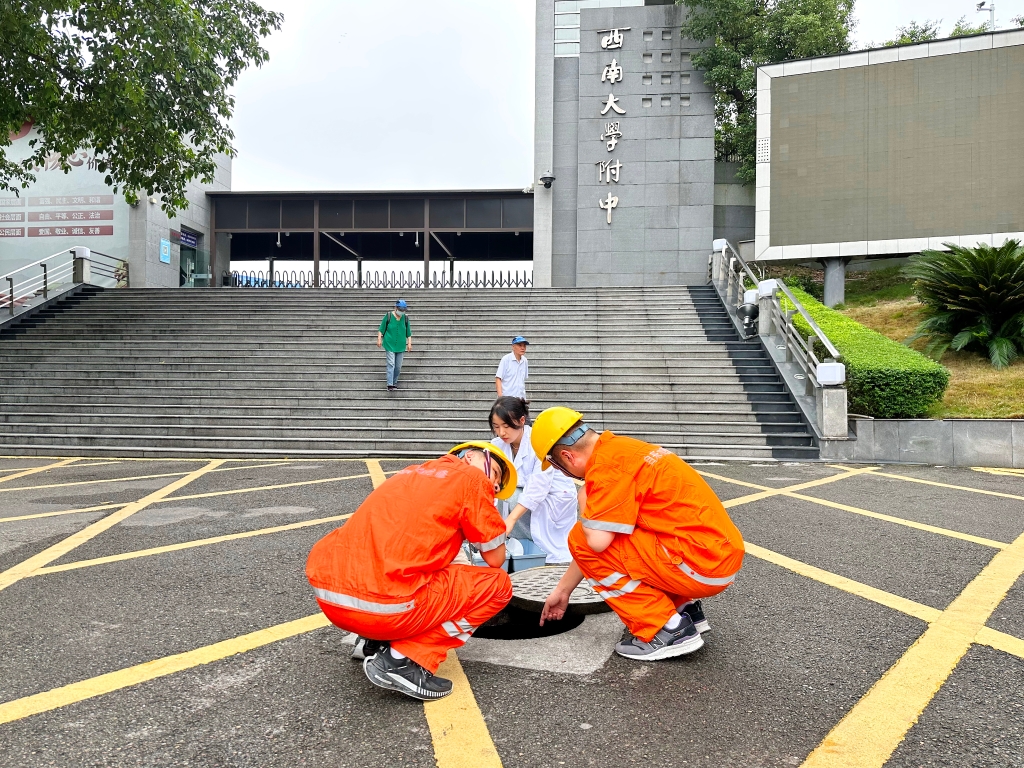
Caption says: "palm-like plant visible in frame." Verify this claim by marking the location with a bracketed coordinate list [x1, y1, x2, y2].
[905, 240, 1024, 369]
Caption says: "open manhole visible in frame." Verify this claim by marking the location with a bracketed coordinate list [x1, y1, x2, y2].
[474, 565, 611, 640]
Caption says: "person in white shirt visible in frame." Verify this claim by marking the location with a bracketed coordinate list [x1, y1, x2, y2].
[489, 396, 577, 564]
[495, 336, 529, 400]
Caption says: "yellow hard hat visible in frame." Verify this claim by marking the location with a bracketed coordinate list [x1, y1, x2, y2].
[448, 441, 518, 500]
[530, 406, 585, 470]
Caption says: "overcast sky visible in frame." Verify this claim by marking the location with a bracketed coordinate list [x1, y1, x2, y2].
[230, 0, 1024, 192]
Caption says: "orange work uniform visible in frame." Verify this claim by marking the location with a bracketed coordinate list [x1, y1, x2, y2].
[306, 455, 512, 672]
[570, 432, 745, 641]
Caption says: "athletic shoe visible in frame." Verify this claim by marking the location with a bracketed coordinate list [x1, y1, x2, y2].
[614, 613, 704, 661]
[351, 636, 386, 661]
[679, 600, 711, 633]
[387, 385, 396, 391]
[363, 651, 454, 700]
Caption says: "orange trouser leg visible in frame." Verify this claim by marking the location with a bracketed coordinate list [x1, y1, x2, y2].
[316, 565, 512, 673]
[569, 523, 732, 642]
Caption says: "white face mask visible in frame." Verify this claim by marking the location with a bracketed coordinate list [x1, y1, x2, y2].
[395, 309, 404, 316]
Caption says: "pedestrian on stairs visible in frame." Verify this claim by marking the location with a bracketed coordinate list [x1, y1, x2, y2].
[377, 299, 412, 391]
[530, 406, 745, 662]
[495, 335, 529, 400]
[305, 441, 516, 701]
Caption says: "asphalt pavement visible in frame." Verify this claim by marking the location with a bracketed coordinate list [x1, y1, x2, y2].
[0, 456, 1022, 768]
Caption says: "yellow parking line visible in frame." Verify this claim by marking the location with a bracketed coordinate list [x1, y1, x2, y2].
[0, 613, 330, 726]
[869, 470, 1024, 502]
[0, 458, 79, 486]
[973, 467, 1024, 478]
[35, 513, 354, 575]
[800, 528, 1024, 768]
[425, 653, 504, 768]
[166, 472, 374, 501]
[0, 461, 296, 495]
[0, 503, 125, 524]
[365, 459, 387, 489]
[0, 461, 224, 594]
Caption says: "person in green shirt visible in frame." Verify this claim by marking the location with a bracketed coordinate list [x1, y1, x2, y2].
[376, 299, 412, 391]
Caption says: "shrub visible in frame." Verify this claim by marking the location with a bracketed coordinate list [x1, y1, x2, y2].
[905, 240, 1024, 369]
[782, 286, 949, 418]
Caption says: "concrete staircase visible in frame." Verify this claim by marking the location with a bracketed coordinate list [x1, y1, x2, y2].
[0, 285, 818, 460]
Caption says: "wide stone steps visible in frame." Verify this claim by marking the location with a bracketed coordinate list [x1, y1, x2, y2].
[0, 285, 817, 460]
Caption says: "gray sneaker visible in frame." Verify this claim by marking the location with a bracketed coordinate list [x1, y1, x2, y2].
[363, 651, 454, 700]
[679, 600, 711, 633]
[615, 613, 704, 661]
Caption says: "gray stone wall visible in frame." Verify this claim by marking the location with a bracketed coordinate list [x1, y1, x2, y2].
[532, 0, 555, 288]
[127, 155, 231, 288]
[574, 5, 714, 286]
[551, 56, 581, 287]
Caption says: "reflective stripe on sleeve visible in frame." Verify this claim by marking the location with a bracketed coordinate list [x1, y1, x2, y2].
[594, 578, 641, 600]
[594, 571, 627, 587]
[581, 518, 635, 534]
[442, 620, 471, 643]
[662, 545, 738, 586]
[474, 532, 507, 552]
[313, 588, 415, 614]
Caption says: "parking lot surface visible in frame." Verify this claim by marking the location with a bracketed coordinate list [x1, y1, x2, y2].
[1, 456, 1022, 767]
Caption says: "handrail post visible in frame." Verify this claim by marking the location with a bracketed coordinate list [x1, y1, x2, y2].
[758, 282, 774, 337]
[6, 277, 13, 316]
[41, 263, 48, 298]
[783, 310, 795, 362]
[72, 247, 91, 284]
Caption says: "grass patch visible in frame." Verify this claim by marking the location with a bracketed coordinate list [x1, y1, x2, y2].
[842, 267, 915, 307]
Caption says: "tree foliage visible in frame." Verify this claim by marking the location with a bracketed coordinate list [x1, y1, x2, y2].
[0, 1, 282, 213]
[882, 20, 941, 46]
[906, 240, 1024, 369]
[680, 0, 854, 184]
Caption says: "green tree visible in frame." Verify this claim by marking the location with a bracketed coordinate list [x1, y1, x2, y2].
[680, 0, 854, 185]
[0, 1, 282, 214]
[1011, 14, 1024, 28]
[949, 16, 990, 36]
[882, 20, 941, 46]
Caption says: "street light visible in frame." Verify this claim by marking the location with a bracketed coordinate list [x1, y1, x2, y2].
[976, 1, 996, 31]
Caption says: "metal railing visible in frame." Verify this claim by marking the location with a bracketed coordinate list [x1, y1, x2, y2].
[1, 247, 128, 316]
[227, 268, 534, 290]
[709, 239, 848, 439]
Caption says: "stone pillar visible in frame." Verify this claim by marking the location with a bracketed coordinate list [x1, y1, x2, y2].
[822, 258, 847, 307]
[72, 247, 91, 283]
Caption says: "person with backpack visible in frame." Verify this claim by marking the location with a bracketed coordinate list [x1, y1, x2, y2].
[377, 299, 412, 391]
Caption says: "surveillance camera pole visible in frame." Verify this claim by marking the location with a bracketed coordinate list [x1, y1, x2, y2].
[977, 1, 996, 31]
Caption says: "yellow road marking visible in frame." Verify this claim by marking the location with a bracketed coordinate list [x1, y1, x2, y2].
[0, 461, 224, 594]
[973, 467, 1024, 478]
[800, 528, 1024, 768]
[0, 613, 330, 726]
[782, 492, 1009, 550]
[365, 459, 387, 489]
[976, 626, 1024, 657]
[869, 470, 1024, 501]
[0, 461, 295, 495]
[35, 513, 354, 575]
[425, 652, 504, 768]
[0, 502, 127, 524]
[0, 458, 79, 486]
[166, 472, 373, 501]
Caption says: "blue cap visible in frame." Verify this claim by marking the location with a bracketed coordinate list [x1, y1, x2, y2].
[395, 299, 408, 309]
[511, 336, 529, 345]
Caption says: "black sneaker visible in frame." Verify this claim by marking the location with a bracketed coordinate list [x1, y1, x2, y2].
[680, 600, 711, 633]
[351, 636, 386, 661]
[363, 651, 454, 700]
[387, 385, 396, 391]
[614, 613, 704, 661]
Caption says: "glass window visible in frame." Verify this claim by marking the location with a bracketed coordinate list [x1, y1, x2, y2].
[354, 199, 389, 229]
[247, 199, 280, 229]
[554, 42, 580, 56]
[554, 12, 580, 27]
[466, 199, 501, 229]
[502, 198, 533, 229]
[429, 198, 464, 228]
[554, 0, 578, 11]
[319, 199, 352, 230]
[390, 199, 424, 228]
[282, 199, 314, 229]
[554, 28, 580, 41]
[215, 198, 246, 229]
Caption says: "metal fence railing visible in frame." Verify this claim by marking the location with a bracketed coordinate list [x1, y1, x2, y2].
[227, 268, 534, 290]
[1, 247, 128, 316]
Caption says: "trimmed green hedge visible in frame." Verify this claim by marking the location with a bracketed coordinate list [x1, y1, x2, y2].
[781, 287, 949, 418]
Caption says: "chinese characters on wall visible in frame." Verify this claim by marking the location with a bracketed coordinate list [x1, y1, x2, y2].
[597, 28, 629, 224]
[0, 195, 116, 238]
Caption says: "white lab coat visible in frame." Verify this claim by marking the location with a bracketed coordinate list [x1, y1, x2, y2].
[491, 425, 578, 563]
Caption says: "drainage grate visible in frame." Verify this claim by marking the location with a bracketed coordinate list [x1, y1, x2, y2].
[508, 565, 611, 615]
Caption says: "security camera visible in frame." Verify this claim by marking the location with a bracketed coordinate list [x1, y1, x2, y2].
[539, 171, 556, 189]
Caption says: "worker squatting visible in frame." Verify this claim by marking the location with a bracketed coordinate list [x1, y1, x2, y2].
[305, 405, 745, 701]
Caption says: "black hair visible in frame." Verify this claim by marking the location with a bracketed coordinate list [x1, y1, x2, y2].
[489, 397, 529, 434]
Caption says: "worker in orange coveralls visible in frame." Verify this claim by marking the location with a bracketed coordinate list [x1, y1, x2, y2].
[306, 441, 516, 700]
[531, 407, 744, 661]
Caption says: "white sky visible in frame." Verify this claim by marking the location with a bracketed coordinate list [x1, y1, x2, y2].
[230, 0, 1024, 192]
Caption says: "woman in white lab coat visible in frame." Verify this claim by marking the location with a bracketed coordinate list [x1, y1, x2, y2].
[489, 397, 578, 564]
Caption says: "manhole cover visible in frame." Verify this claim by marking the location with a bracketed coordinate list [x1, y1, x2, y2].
[509, 565, 611, 615]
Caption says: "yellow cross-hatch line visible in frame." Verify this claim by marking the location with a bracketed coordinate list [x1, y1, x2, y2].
[872, 469, 1024, 501]
[0, 613, 331, 726]
[0, 460, 224, 594]
[34, 513, 355, 575]
[800, 527, 1024, 768]
[0, 458, 79, 486]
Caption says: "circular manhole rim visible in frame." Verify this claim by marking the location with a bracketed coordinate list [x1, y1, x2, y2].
[509, 564, 611, 615]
